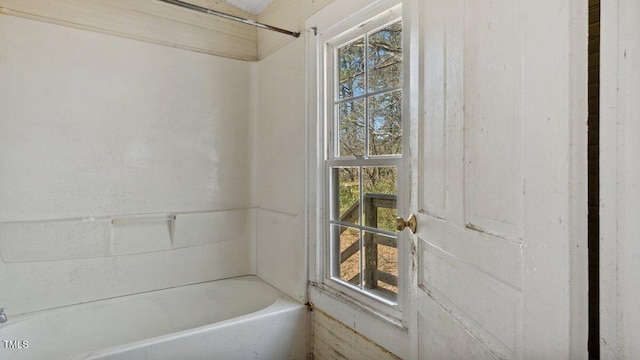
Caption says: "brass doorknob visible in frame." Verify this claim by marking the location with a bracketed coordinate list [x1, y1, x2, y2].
[396, 214, 417, 234]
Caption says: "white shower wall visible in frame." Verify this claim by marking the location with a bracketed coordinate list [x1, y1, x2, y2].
[254, 38, 307, 303]
[0, 15, 257, 315]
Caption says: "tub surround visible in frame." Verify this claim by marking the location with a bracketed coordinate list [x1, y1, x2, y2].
[0, 15, 255, 316]
[0, 210, 251, 262]
[254, 37, 308, 303]
[0, 0, 314, 328]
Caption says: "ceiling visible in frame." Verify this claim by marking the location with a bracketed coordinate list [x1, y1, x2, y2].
[224, 0, 273, 15]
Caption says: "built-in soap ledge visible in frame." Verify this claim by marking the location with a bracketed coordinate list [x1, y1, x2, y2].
[110, 210, 248, 254]
[110, 214, 176, 224]
[109, 214, 174, 256]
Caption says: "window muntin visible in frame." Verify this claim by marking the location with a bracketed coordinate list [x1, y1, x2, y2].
[327, 19, 402, 305]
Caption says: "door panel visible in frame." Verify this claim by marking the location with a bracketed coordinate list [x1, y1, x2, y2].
[418, 240, 522, 357]
[463, 0, 523, 240]
[419, 218, 522, 292]
[419, 0, 446, 220]
[407, 0, 587, 358]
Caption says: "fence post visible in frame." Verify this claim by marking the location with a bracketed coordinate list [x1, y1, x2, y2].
[364, 194, 378, 289]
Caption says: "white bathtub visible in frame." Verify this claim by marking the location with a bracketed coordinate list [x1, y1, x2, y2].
[0, 276, 308, 360]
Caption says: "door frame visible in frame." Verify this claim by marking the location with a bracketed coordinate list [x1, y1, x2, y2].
[600, 0, 640, 357]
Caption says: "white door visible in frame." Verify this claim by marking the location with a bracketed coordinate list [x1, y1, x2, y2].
[402, 0, 588, 358]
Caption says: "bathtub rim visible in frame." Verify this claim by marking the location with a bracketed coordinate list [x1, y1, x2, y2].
[1, 275, 275, 322]
[73, 296, 306, 360]
[1, 275, 307, 360]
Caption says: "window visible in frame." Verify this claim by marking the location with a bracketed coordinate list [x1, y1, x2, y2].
[324, 13, 403, 306]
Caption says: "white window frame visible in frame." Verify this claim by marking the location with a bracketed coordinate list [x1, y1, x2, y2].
[313, 1, 406, 322]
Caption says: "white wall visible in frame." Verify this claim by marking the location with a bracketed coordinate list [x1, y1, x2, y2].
[0, 15, 256, 315]
[250, 0, 339, 304]
[253, 37, 308, 302]
[313, 309, 401, 360]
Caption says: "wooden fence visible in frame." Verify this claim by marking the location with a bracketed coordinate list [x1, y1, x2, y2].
[339, 193, 397, 296]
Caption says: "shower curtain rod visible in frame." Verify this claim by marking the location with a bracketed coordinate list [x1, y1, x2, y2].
[157, 0, 300, 38]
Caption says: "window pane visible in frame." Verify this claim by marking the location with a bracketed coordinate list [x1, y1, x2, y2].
[368, 22, 402, 92]
[332, 167, 360, 225]
[363, 166, 397, 232]
[333, 225, 361, 285]
[338, 99, 365, 157]
[368, 90, 402, 156]
[338, 38, 365, 99]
